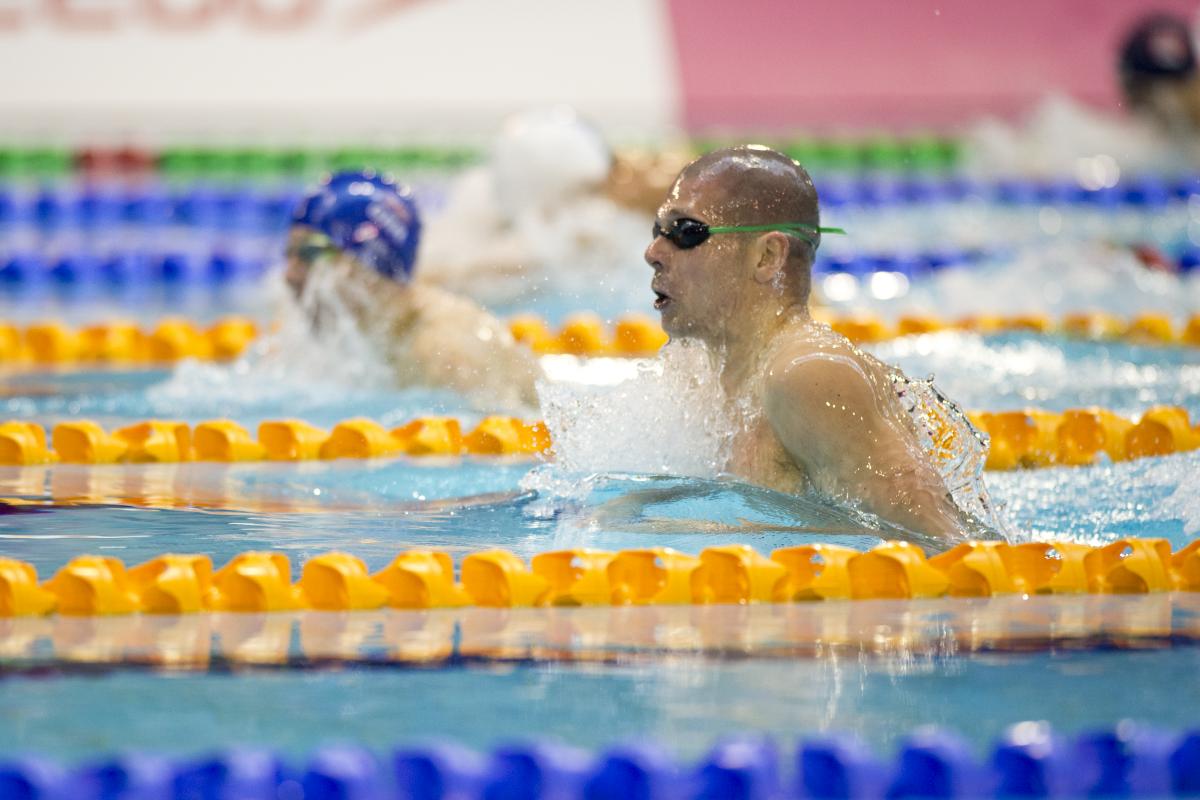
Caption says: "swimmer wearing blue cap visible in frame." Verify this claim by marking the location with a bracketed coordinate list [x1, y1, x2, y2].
[647, 146, 996, 541]
[287, 170, 540, 411]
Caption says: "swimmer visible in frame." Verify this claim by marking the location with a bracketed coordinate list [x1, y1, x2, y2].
[1119, 14, 1200, 138]
[646, 146, 994, 542]
[419, 107, 670, 306]
[968, 13, 1200, 176]
[285, 170, 540, 412]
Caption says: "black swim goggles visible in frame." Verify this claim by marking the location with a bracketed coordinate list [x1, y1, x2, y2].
[652, 217, 846, 250]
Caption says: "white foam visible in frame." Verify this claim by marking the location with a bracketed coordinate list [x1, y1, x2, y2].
[146, 269, 395, 413]
[987, 449, 1200, 544]
[1157, 453, 1200, 537]
[418, 108, 652, 309]
[869, 331, 1200, 416]
[909, 242, 1188, 319]
[963, 93, 1196, 178]
[533, 339, 734, 479]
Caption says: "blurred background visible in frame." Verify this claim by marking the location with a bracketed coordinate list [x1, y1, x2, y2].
[2, 0, 1199, 325]
[0, 0, 1187, 136]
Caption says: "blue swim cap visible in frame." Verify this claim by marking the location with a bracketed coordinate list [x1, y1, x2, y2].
[291, 170, 422, 282]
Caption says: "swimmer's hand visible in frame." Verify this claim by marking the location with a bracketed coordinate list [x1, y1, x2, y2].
[763, 347, 971, 542]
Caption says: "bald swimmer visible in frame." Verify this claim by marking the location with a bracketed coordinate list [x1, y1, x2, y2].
[286, 171, 540, 413]
[646, 146, 997, 541]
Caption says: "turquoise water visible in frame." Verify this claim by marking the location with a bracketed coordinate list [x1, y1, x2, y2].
[0, 455, 1197, 576]
[8, 333, 1200, 425]
[3, 648, 1198, 761]
[3, 331, 1200, 578]
[4, 288, 1200, 760]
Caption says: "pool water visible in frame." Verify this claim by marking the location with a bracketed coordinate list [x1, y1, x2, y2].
[5, 646, 1200, 761]
[4, 177, 1200, 765]
[4, 326, 1200, 760]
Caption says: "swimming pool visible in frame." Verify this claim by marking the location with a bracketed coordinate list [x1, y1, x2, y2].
[3, 148, 1200, 787]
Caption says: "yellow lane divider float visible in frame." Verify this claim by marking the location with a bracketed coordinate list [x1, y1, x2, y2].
[0, 317, 260, 364]
[968, 405, 1200, 469]
[817, 310, 1200, 346]
[0, 416, 550, 465]
[2, 405, 1198, 470]
[4, 310, 1200, 367]
[2, 538, 1199, 617]
[0, 314, 669, 366]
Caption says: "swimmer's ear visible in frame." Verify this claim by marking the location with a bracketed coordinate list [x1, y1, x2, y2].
[752, 232, 788, 285]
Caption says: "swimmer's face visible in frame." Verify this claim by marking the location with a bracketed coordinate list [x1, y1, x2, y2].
[284, 228, 316, 297]
[644, 173, 754, 340]
[284, 228, 344, 299]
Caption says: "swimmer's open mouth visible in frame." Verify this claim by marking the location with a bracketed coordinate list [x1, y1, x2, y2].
[653, 289, 671, 310]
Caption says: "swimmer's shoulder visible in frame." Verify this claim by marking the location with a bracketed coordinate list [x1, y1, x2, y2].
[763, 321, 863, 383]
[762, 322, 883, 418]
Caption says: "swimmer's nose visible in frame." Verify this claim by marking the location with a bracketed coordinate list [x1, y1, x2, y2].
[644, 235, 667, 269]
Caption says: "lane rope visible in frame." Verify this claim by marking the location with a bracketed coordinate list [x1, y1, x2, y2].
[5, 722, 1198, 800]
[2, 405, 1197, 469]
[2, 537, 1198, 617]
[3, 310, 1200, 367]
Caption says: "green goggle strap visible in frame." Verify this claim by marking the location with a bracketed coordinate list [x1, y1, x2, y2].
[707, 223, 848, 243]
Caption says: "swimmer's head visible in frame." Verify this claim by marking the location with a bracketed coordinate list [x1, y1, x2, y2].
[286, 170, 422, 296]
[1119, 14, 1200, 131]
[644, 145, 821, 341]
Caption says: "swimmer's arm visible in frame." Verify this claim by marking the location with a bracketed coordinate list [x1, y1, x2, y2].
[763, 352, 966, 541]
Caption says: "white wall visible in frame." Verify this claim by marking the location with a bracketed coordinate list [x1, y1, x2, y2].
[0, 0, 680, 143]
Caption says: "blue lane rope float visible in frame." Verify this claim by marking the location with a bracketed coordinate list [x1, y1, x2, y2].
[0, 725, 1198, 800]
[1, 244, 1197, 290]
[1, 174, 1195, 221]
[3, 174, 1200, 295]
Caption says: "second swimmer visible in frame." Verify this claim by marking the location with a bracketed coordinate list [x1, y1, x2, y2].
[285, 170, 541, 413]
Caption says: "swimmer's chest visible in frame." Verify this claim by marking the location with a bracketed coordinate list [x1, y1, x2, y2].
[726, 413, 807, 495]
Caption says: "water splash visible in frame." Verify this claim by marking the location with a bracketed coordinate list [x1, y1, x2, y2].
[824, 241, 1198, 322]
[871, 332, 1200, 417]
[964, 93, 1192, 178]
[145, 267, 444, 422]
[528, 336, 1005, 546]
[899, 242, 1193, 319]
[988, 449, 1200, 546]
[535, 340, 734, 478]
[890, 370, 1008, 536]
